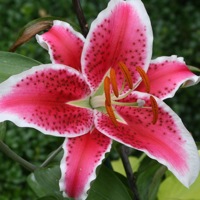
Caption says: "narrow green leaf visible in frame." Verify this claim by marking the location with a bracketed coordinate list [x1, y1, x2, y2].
[158, 171, 200, 200]
[136, 157, 166, 200]
[0, 122, 6, 140]
[0, 51, 41, 82]
[188, 65, 200, 73]
[148, 165, 166, 200]
[87, 165, 132, 200]
[27, 165, 69, 200]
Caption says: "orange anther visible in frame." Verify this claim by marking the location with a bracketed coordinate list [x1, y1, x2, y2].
[110, 68, 119, 97]
[105, 102, 118, 127]
[136, 66, 150, 93]
[104, 76, 111, 106]
[150, 96, 158, 124]
[118, 62, 133, 89]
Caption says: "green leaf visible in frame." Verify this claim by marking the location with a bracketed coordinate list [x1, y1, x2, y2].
[195, 142, 200, 150]
[28, 165, 132, 200]
[27, 165, 69, 200]
[37, 196, 58, 200]
[0, 122, 6, 140]
[87, 165, 132, 200]
[188, 65, 200, 73]
[158, 171, 200, 200]
[0, 51, 41, 82]
[112, 156, 140, 176]
[136, 156, 166, 200]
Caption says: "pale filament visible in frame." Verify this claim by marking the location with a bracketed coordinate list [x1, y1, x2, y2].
[103, 62, 159, 125]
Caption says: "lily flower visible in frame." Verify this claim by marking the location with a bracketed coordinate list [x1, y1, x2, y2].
[0, 0, 199, 199]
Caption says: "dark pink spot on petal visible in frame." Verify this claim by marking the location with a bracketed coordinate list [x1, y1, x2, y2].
[0, 64, 93, 136]
[82, 0, 152, 91]
[136, 56, 199, 100]
[60, 129, 112, 199]
[94, 92, 199, 186]
[37, 20, 85, 71]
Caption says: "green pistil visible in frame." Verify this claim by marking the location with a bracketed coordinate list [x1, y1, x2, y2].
[89, 93, 140, 109]
[112, 101, 139, 107]
[90, 94, 105, 108]
[68, 97, 92, 109]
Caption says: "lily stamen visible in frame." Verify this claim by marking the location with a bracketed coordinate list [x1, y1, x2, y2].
[136, 66, 150, 93]
[111, 101, 139, 107]
[114, 88, 133, 101]
[150, 96, 159, 124]
[104, 76, 111, 106]
[110, 68, 119, 97]
[105, 101, 118, 127]
[118, 62, 133, 89]
[102, 63, 158, 127]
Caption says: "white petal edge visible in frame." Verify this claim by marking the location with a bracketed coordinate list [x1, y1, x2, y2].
[59, 137, 112, 200]
[36, 20, 85, 64]
[0, 64, 93, 138]
[151, 55, 200, 99]
[94, 91, 200, 187]
[81, 0, 153, 91]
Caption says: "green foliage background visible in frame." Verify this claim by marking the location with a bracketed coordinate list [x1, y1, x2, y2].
[0, 0, 199, 199]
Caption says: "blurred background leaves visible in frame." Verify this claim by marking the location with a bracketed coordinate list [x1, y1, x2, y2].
[0, 0, 199, 199]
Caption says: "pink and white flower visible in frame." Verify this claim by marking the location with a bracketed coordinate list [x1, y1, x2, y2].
[0, 0, 199, 199]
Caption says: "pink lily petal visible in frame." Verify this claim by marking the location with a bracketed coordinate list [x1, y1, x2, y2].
[136, 56, 200, 100]
[94, 91, 199, 187]
[59, 129, 112, 199]
[82, 0, 153, 91]
[36, 20, 85, 71]
[0, 64, 93, 137]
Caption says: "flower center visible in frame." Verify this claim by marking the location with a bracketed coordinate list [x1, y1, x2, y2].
[90, 62, 159, 126]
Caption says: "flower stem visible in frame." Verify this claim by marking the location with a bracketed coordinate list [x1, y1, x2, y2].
[0, 140, 37, 172]
[119, 145, 140, 200]
[72, 0, 88, 37]
[40, 144, 63, 168]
